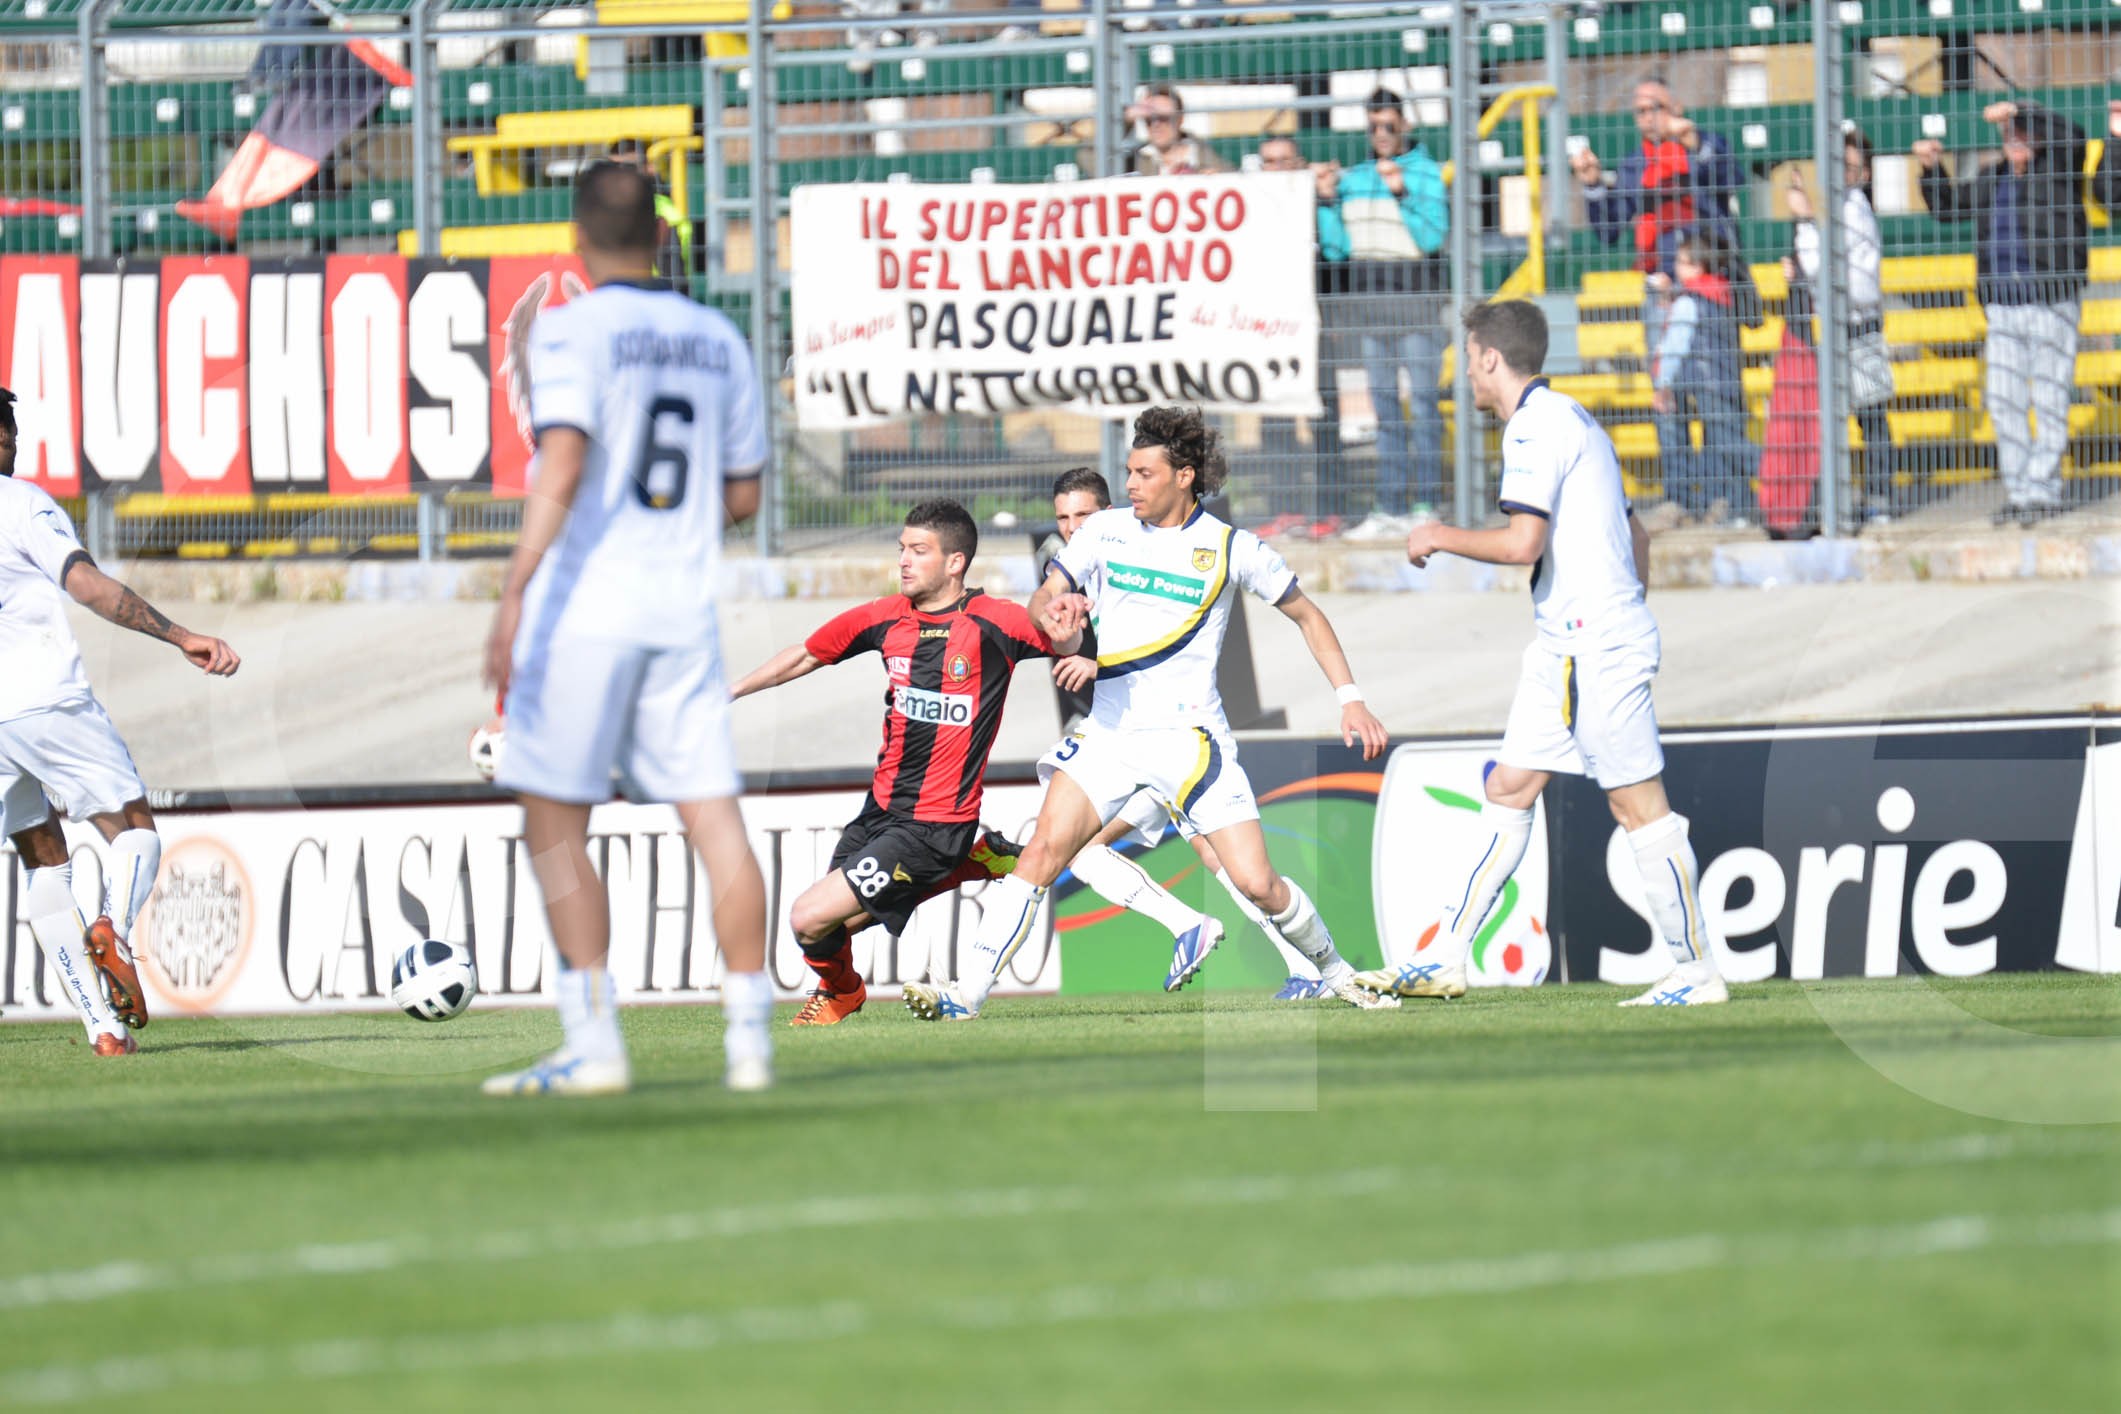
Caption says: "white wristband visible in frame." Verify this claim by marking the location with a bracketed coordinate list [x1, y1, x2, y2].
[1336, 684, 1365, 706]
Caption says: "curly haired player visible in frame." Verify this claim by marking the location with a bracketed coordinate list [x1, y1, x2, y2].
[906, 406, 1397, 1021]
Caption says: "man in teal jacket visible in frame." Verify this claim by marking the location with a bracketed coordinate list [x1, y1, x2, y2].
[1316, 88, 1449, 539]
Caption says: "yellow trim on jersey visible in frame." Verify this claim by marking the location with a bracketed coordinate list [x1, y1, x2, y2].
[1094, 525, 1235, 671]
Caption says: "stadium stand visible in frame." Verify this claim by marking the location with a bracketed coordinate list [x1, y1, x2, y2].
[5, 0, 2121, 549]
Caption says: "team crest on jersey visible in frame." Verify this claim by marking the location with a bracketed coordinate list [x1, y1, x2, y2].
[947, 653, 970, 682]
[1191, 548, 1218, 573]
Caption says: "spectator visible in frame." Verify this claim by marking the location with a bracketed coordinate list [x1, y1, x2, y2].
[2093, 99, 2121, 209]
[1315, 87, 1449, 539]
[844, 1, 946, 75]
[1254, 134, 1344, 535]
[1650, 234, 1758, 527]
[1125, 83, 1231, 177]
[606, 138, 690, 285]
[1787, 127, 1899, 525]
[1571, 76, 1747, 277]
[1916, 99, 2087, 526]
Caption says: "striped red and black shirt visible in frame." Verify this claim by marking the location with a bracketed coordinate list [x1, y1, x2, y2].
[804, 590, 1055, 823]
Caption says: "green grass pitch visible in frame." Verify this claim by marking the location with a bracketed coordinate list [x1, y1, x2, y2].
[2, 975, 2117, 1411]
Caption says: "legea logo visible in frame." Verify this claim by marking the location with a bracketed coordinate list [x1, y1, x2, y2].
[894, 684, 973, 727]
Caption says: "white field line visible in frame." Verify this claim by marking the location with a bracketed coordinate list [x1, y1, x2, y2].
[3, 1126, 2111, 1316]
[4, 1207, 2115, 1406]
[0, 1166, 1401, 1314]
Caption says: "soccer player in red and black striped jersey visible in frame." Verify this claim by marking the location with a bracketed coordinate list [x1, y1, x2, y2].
[730, 499, 1084, 1025]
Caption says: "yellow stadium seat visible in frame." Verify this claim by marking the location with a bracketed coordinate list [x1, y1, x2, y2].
[1576, 321, 1647, 361]
[2077, 348, 2121, 385]
[1884, 306, 1986, 346]
[1879, 254, 1976, 296]
[2079, 299, 2121, 336]
[1749, 263, 1786, 302]
[1738, 316, 1785, 356]
[1577, 270, 1645, 312]
[1891, 358, 1976, 397]
[585, 2, 788, 62]
[1607, 423, 1661, 461]
[397, 223, 575, 257]
[2088, 246, 2121, 282]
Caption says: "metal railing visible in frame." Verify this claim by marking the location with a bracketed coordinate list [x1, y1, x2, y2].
[4, 1, 2119, 557]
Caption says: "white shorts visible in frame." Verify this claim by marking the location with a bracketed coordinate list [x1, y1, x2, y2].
[0, 696, 146, 833]
[1115, 788, 1198, 848]
[1498, 634, 1665, 790]
[500, 636, 738, 805]
[1040, 721, 1258, 838]
[0, 771, 53, 837]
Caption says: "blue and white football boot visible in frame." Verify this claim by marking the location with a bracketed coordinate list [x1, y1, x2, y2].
[903, 980, 982, 1021]
[1352, 957, 1468, 1000]
[1619, 960, 1728, 1007]
[481, 1048, 631, 1097]
[1163, 917, 1225, 992]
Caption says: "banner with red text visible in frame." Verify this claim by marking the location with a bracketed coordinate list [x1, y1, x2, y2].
[788, 172, 1322, 428]
[0, 254, 586, 497]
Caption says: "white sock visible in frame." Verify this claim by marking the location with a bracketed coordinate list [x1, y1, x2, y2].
[28, 865, 117, 1040]
[1271, 877, 1349, 984]
[721, 970, 774, 1063]
[1069, 844, 1199, 937]
[1216, 867, 1317, 980]
[1628, 813, 1717, 970]
[104, 829, 161, 942]
[959, 873, 1046, 1009]
[1431, 802, 1534, 970]
[555, 966, 626, 1060]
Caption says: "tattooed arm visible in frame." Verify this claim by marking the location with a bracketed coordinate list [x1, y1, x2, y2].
[63, 559, 241, 676]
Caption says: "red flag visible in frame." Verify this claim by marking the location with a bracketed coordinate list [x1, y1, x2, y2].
[177, 41, 410, 240]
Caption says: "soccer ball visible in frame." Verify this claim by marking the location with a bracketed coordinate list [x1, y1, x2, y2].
[468, 717, 505, 782]
[390, 939, 479, 1021]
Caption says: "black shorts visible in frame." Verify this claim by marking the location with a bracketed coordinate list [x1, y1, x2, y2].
[828, 801, 981, 936]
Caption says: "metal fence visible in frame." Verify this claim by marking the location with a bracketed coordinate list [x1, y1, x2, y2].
[4, 0, 2119, 557]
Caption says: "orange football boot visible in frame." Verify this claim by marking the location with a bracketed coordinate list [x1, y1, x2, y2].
[789, 981, 867, 1026]
[92, 1031, 138, 1057]
[82, 916, 149, 1030]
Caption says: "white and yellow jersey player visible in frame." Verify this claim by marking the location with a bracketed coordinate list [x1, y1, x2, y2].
[904, 406, 1398, 1022]
[1043, 469, 1328, 1000]
[1354, 298, 1728, 1007]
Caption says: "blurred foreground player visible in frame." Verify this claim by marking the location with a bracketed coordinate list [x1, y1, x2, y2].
[481, 163, 776, 1095]
[1357, 300, 1726, 1006]
[730, 499, 1081, 1025]
[0, 386, 241, 1055]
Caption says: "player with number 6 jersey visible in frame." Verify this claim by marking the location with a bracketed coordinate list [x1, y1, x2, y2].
[481, 161, 777, 1097]
[731, 499, 1083, 1026]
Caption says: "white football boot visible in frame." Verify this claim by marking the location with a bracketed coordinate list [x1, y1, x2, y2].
[1353, 957, 1468, 1000]
[481, 1048, 632, 1097]
[725, 1025, 774, 1092]
[1320, 962, 1402, 1010]
[1619, 959, 1729, 1007]
[903, 981, 981, 1021]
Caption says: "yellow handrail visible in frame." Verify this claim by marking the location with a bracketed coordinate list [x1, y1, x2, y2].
[646, 134, 705, 233]
[1440, 83, 1558, 297]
